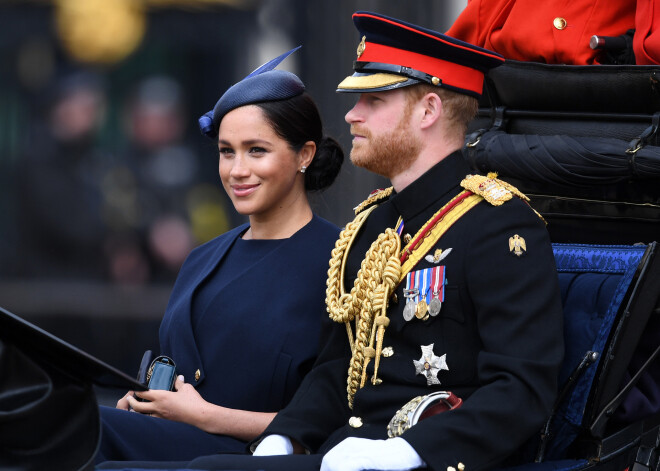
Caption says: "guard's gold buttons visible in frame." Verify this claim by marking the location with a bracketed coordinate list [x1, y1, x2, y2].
[403, 233, 412, 244]
[553, 17, 567, 30]
[194, 369, 201, 381]
[349, 416, 363, 428]
[431, 76, 440, 86]
[382, 346, 394, 357]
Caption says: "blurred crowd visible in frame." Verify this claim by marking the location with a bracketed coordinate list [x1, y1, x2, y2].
[3, 71, 233, 285]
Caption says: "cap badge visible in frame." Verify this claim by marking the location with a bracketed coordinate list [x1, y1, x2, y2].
[509, 234, 527, 257]
[414, 344, 448, 386]
[357, 35, 366, 59]
[425, 247, 452, 264]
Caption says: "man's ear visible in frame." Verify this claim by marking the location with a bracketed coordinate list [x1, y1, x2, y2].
[419, 92, 443, 130]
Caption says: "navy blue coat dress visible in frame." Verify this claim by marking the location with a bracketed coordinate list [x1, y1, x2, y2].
[95, 215, 339, 462]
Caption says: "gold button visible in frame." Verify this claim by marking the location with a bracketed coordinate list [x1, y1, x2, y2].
[553, 17, 567, 30]
[458, 463, 465, 471]
[403, 233, 412, 244]
[349, 416, 363, 428]
[382, 346, 394, 357]
[431, 76, 440, 86]
[194, 369, 201, 381]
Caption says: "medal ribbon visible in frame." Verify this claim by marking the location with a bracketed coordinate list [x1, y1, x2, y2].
[409, 266, 445, 304]
[420, 268, 429, 303]
[431, 266, 445, 302]
[405, 271, 416, 302]
[395, 217, 404, 237]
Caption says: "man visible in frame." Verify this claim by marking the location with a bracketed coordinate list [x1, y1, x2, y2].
[99, 11, 564, 471]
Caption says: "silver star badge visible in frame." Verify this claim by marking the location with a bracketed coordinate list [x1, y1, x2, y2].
[413, 344, 448, 385]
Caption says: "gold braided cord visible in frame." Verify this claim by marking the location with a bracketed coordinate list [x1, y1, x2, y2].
[326, 206, 378, 353]
[326, 218, 401, 408]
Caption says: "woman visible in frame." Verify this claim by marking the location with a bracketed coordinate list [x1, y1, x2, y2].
[95, 48, 344, 463]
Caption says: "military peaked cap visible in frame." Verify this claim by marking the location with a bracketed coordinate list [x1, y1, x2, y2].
[337, 11, 505, 97]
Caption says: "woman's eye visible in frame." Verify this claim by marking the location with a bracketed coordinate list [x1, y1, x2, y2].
[219, 147, 234, 157]
[249, 147, 267, 154]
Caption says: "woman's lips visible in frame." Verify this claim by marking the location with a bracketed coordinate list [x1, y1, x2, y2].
[231, 184, 259, 197]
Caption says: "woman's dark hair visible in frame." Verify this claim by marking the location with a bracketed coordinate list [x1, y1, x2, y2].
[256, 92, 344, 191]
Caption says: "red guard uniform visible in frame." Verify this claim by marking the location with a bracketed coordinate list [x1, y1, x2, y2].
[446, 0, 636, 65]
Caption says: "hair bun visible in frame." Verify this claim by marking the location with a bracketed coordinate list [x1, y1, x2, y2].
[305, 136, 344, 191]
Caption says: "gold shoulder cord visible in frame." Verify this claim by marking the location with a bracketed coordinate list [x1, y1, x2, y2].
[326, 204, 402, 409]
[326, 188, 485, 409]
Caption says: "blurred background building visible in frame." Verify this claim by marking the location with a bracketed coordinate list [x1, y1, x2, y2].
[0, 0, 465, 401]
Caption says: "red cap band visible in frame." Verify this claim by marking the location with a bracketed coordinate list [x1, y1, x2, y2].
[360, 42, 485, 95]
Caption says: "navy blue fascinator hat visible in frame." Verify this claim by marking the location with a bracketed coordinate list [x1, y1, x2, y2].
[199, 46, 305, 139]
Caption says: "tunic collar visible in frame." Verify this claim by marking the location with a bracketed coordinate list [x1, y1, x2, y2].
[389, 151, 471, 225]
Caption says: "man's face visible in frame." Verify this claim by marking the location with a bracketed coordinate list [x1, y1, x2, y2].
[344, 88, 421, 179]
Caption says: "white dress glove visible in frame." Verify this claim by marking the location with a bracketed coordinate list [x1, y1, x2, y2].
[320, 437, 426, 471]
[252, 434, 294, 456]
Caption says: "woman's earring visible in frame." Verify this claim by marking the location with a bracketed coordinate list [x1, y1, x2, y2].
[300, 166, 307, 174]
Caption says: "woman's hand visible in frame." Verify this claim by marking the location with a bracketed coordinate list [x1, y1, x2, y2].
[116, 391, 135, 411]
[126, 376, 210, 427]
[120, 375, 277, 440]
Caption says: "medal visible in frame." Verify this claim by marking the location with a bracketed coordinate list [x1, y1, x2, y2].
[403, 299, 416, 321]
[428, 295, 442, 317]
[404, 267, 446, 322]
[415, 299, 428, 319]
[415, 268, 430, 319]
[428, 266, 445, 317]
[403, 287, 418, 322]
[413, 344, 448, 386]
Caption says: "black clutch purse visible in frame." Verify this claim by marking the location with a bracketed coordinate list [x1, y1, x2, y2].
[136, 350, 177, 401]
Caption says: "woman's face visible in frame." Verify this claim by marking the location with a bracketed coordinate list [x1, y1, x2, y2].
[217, 105, 308, 219]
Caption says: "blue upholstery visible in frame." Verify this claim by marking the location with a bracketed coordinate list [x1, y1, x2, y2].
[495, 244, 649, 471]
[546, 244, 646, 461]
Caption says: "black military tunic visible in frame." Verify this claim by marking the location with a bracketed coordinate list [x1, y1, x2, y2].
[262, 151, 565, 471]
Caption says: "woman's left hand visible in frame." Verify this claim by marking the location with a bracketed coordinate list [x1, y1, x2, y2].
[127, 375, 210, 427]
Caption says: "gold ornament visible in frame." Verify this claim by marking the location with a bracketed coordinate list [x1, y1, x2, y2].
[353, 187, 393, 215]
[460, 172, 528, 206]
[357, 36, 367, 58]
[509, 234, 527, 256]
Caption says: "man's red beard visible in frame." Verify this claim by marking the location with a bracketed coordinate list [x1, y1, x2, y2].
[349, 110, 421, 179]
